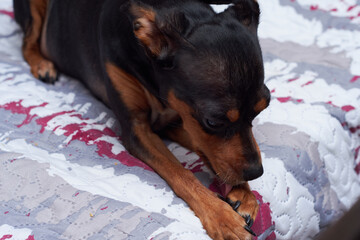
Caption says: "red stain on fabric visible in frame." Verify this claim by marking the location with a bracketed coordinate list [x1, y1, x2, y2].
[25, 236, 35, 240]
[326, 101, 338, 108]
[0, 10, 14, 18]
[100, 206, 108, 211]
[341, 105, 355, 112]
[350, 126, 360, 133]
[354, 146, 360, 160]
[4, 211, 9, 214]
[350, 76, 360, 83]
[288, 78, 299, 82]
[355, 162, 360, 175]
[277, 97, 292, 103]
[0, 99, 152, 170]
[36, 110, 75, 133]
[61, 122, 152, 170]
[252, 191, 276, 240]
[301, 81, 314, 87]
[187, 158, 205, 173]
[310, 5, 318, 11]
[69, 113, 90, 120]
[277, 97, 303, 103]
[347, 5, 357, 12]
[0, 100, 48, 128]
[0, 235, 13, 240]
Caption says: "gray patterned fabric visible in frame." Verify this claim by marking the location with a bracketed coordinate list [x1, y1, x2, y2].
[1, 0, 360, 239]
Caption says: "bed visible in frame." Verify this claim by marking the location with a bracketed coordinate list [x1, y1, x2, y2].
[1, 0, 360, 239]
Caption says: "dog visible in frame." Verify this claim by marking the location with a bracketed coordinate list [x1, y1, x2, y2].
[13, 0, 270, 239]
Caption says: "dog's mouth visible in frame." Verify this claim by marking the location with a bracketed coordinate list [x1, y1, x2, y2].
[197, 151, 244, 197]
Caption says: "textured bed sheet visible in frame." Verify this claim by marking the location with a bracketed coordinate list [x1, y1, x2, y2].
[1, 0, 360, 239]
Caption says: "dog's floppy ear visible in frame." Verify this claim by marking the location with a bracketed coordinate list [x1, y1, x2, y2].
[130, 2, 189, 60]
[222, 0, 260, 34]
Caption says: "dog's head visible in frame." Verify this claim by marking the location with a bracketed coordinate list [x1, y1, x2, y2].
[131, 0, 269, 186]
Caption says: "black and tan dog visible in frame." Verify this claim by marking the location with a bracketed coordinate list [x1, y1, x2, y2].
[13, 0, 270, 239]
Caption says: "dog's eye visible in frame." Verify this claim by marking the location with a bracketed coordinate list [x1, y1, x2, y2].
[206, 119, 224, 129]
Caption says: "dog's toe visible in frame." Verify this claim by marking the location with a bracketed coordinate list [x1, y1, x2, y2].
[32, 60, 58, 84]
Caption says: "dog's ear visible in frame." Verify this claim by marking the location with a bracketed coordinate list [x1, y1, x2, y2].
[130, 2, 189, 60]
[222, 0, 260, 34]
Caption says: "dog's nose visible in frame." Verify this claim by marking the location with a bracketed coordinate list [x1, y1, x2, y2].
[243, 164, 263, 181]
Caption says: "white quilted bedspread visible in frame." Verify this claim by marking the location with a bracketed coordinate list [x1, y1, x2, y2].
[1, 0, 360, 239]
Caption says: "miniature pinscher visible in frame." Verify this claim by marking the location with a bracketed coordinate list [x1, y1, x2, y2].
[13, 0, 270, 239]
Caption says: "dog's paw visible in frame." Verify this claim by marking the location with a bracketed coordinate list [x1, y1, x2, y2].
[31, 59, 58, 84]
[198, 196, 253, 240]
[225, 184, 259, 232]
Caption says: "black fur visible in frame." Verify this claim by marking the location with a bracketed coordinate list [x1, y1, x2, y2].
[14, 0, 269, 181]
[13, 0, 31, 33]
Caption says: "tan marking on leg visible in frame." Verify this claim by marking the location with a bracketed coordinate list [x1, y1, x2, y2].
[227, 183, 259, 222]
[22, 0, 57, 81]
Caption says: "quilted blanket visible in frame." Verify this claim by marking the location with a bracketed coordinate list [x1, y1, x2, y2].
[1, 0, 360, 239]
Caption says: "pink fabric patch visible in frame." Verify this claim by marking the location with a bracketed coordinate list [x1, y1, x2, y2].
[252, 191, 276, 240]
[350, 76, 360, 83]
[355, 163, 360, 175]
[277, 97, 303, 103]
[0, 100, 48, 128]
[0, 99, 152, 171]
[301, 80, 314, 87]
[341, 105, 355, 112]
[0, 10, 14, 18]
[0, 235, 13, 240]
[277, 97, 291, 103]
[347, 5, 357, 12]
[36, 110, 75, 133]
[25, 236, 35, 240]
[287, 78, 299, 82]
[310, 5, 319, 11]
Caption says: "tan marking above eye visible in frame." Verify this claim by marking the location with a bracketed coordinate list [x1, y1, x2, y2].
[254, 98, 268, 113]
[226, 109, 240, 123]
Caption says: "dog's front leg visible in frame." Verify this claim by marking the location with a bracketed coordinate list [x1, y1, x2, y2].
[105, 64, 253, 240]
[127, 117, 254, 240]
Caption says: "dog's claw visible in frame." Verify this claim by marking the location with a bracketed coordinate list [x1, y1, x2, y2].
[243, 214, 253, 227]
[218, 195, 242, 211]
[217, 194, 226, 201]
[227, 198, 241, 211]
[218, 195, 256, 235]
[244, 225, 256, 236]
[232, 200, 241, 211]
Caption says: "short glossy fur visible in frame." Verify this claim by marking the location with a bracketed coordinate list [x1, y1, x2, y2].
[13, 0, 270, 239]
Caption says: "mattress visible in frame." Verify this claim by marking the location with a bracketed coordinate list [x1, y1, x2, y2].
[1, 0, 360, 239]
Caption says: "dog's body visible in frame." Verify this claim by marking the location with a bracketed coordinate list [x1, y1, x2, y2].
[13, 0, 270, 239]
